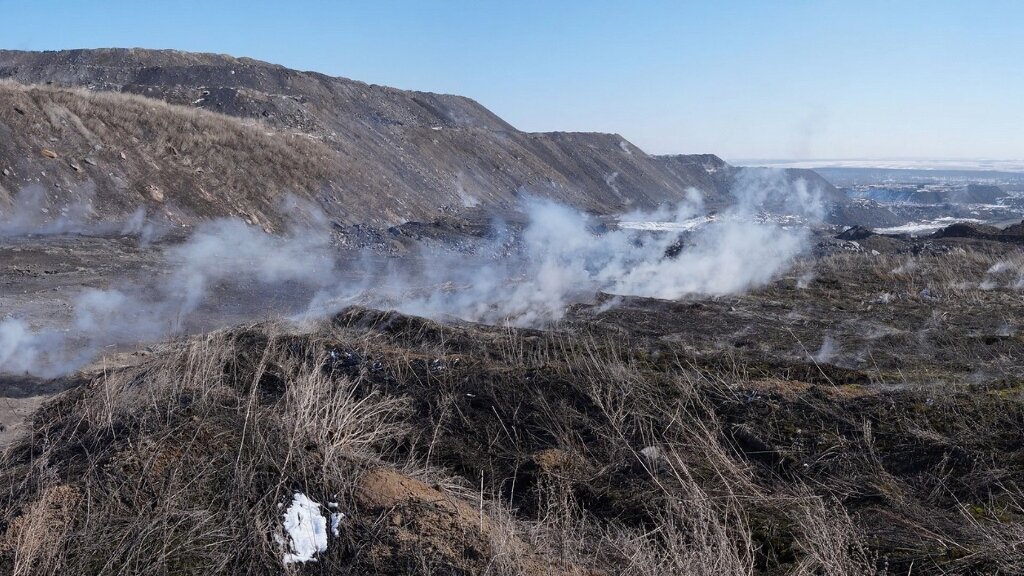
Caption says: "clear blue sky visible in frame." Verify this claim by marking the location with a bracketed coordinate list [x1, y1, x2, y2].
[5, 0, 1022, 160]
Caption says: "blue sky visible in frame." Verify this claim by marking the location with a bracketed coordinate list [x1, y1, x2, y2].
[4, 0, 1022, 160]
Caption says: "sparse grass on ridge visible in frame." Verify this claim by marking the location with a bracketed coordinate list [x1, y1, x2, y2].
[0, 80, 341, 228]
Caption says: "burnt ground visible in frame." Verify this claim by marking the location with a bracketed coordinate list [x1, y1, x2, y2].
[0, 222, 1023, 574]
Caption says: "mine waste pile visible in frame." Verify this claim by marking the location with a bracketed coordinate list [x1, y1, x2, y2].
[0, 48, 1023, 576]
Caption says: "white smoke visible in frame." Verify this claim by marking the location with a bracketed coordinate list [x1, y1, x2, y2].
[1, 215, 339, 377]
[1, 169, 824, 376]
[814, 335, 837, 364]
[797, 270, 815, 289]
[454, 172, 481, 208]
[338, 169, 820, 324]
[0, 184, 95, 237]
[0, 184, 168, 242]
[983, 259, 1024, 290]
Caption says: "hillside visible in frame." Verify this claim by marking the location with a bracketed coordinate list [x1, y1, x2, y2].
[0, 48, 896, 227]
[0, 81, 347, 230]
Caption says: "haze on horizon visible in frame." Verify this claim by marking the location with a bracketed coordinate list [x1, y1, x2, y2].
[5, 0, 1023, 162]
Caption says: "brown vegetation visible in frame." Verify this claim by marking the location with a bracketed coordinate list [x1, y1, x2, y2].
[1, 48, 901, 228]
[0, 80, 343, 229]
[1, 292, 1021, 574]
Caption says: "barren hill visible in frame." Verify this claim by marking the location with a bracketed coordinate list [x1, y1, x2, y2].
[0, 48, 895, 228]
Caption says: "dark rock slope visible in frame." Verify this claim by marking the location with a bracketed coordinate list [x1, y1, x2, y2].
[0, 48, 893, 227]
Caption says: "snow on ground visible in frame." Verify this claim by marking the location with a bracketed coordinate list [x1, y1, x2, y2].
[735, 159, 1024, 172]
[875, 217, 983, 236]
[282, 492, 329, 564]
[617, 212, 811, 232]
[328, 501, 345, 537]
[617, 215, 714, 231]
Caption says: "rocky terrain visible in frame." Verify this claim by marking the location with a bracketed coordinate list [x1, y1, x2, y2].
[847, 184, 1007, 206]
[1, 48, 898, 228]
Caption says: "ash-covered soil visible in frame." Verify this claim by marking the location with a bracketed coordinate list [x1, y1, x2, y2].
[1, 218, 1023, 574]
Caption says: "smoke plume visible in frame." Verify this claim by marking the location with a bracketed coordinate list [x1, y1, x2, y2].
[1, 169, 824, 377]
[0, 183, 168, 242]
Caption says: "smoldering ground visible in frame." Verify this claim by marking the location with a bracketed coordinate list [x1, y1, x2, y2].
[2, 170, 827, 377]
[0, 183, 168, 243]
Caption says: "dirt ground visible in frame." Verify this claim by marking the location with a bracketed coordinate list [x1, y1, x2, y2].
[1, 224, 1023, 574]
[3, 227, 1024, 439]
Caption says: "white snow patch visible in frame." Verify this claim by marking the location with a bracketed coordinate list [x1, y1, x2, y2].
[875, 217, 983, 236]
[330, 512, 345, 537]
[282, 492, 328, 564]
[734, 158, 1024, 172]
[617, 211, 815, 233]
[617, 215, 714, 232]
[619, 141, 632, 155]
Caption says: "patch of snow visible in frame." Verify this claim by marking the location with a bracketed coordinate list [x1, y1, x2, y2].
[875, 217, 984, 236]
[327, 501, 345, 537]
[619, 141, 632, 155]
[617, 215, 714, 232]
[330, 512, 345, 537]
[735, 158, 1024, 172]
[617, 211, 816, 233]
[814, 335, 837, 363]
[281, 492, 328, 564]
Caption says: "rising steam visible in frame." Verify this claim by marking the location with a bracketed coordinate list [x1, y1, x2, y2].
[2, 169, 824, 377]
[0, 183, 167, 243]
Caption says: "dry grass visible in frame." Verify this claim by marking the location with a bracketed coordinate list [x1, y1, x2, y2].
[803, 248, 1024, 301]
[790, 496, 876, 576]
[1, 307, 1022, 574]
[0, 80, 341, 229]
[0, 327, 413, 574]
